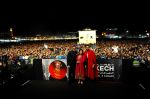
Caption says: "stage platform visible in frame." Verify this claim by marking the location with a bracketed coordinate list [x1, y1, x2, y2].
[0, 80, 148, 98]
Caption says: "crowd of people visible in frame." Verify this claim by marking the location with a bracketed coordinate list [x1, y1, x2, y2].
[0, 39, 150, 85]
[0, 39, 150, 62]
[96, 40, 150, 61]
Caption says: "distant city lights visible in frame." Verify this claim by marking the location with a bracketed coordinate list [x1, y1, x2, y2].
[146, 33, 149, 36]
[126, 30, 129, 33]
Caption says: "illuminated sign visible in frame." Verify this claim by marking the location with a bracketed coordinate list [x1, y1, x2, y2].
[78, 29, 96, 44]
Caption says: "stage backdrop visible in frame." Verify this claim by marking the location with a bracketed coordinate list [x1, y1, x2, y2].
[42, 59, 68, 80]
[96, 58, 122, 81]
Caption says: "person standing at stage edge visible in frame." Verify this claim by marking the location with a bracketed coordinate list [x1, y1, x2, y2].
[84, 45, 98, 81]
[67, 46, 77, 83]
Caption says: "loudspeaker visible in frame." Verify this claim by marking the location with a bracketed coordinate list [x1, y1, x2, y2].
[122, 59, 133, 83]
[33, 59, 43, 80]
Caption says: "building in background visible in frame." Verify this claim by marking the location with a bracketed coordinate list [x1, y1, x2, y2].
[78, 28, 96, 44]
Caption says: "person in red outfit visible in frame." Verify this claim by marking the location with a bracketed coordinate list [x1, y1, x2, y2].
[84, 45, 98, 81]
[75, 49, 86, 85]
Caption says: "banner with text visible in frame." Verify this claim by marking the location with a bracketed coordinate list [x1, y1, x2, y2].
[96, 58, 122, 80]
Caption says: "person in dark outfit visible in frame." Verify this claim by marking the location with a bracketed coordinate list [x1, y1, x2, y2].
[67, 46, 77, 83]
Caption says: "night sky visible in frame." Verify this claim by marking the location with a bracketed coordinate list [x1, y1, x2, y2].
[0, 2, 150, 35]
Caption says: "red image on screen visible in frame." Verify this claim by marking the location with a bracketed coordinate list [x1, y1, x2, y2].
[49, 60, 67, 80]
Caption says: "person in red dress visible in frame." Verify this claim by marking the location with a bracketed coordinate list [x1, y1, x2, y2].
[84, 45, 98, 81]
[75, 49, 86, 85]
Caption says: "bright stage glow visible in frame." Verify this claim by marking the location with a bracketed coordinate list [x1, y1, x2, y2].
[112, 45, 119, 53]
[44, 44, 48, 49]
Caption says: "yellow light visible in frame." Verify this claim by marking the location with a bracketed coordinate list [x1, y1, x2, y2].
[10, 28, 13, 32]
[102, 32, 106, 36]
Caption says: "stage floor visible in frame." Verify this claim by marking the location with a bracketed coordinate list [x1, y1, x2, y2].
[1, 80, 148, 98]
